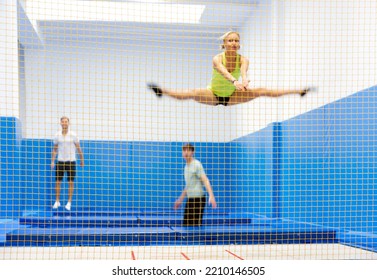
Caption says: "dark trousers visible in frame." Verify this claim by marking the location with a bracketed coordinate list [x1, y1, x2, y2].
[183, 196, 206, 226]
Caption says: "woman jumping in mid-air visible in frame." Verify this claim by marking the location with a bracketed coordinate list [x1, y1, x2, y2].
[148, 31, 315, 106]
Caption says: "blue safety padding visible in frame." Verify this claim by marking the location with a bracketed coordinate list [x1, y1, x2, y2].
[19, 212, 251, 228]
[3, 213, 337, 247]
[19, 216, 139, 228]
[4, 226, 176, 246]
[172, 224, 337, 245]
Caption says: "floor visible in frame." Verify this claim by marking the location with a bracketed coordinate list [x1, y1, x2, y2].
[1, 244, 376, 260]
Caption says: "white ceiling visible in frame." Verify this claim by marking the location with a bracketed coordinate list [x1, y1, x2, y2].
[18, 0, 260, 48]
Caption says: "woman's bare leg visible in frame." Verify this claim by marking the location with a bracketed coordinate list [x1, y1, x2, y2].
[228, 87, 312, 105]
[166, 88, 219, 106]
[148, 83, 218, 106]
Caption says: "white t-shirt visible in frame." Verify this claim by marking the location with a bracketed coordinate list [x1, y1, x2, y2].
[53, 130, 79, 162]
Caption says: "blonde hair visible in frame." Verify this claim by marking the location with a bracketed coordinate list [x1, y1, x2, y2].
[219, 31, 240, 49]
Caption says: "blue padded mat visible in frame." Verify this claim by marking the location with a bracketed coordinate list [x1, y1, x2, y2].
[171, 224, 337, 245]
[138, 215, 251, 227]
[4, 227, 176, 246]
[4, 224, 337, 247]
[3, 211, 338, 247]
[19, 213, 251, 228]
[20, 216, 139, 228]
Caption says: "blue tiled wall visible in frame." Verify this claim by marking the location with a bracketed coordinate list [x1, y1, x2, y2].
[0, 127, 232, 215]
[230, 124, 277, 218]
[279, 86, 377, 235]
[0, 117, 23, 217]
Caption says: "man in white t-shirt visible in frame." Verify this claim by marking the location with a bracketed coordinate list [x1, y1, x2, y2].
[51, 116, 84, 211]
[174, 143, 217, 226]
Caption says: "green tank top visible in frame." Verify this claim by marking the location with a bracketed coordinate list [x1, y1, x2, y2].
[208, 53, 241, 97]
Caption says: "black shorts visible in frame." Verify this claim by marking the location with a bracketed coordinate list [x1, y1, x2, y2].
[215, 96, 230, 106]
[56, 161, 76, 182]
[183, 196, 206, 226]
